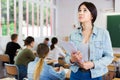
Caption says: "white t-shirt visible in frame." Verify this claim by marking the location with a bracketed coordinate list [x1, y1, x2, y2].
[47, 45, 66, 63]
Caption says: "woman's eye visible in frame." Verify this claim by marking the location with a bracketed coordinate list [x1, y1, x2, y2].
[84, 9, 87, 12]
[78, 9, 87, 12]
[78, 10, 81, 12]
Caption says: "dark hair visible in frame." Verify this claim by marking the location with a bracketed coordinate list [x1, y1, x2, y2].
[24, 36, 34, 46]
[11, 34, 18, 41]
[50, 37, 58, 50]
[45, 38, 49, 41]
[78, 2, 97, 23]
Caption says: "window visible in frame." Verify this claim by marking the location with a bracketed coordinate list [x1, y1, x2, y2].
[0, 0, 19, 36]
[0, 0, 56, 37]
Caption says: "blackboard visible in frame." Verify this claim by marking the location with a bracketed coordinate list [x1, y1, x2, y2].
[107, 15, 120, 47]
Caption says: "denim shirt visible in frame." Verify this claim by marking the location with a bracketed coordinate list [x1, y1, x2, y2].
[65, 26, 113, 78]
[28, 57, 65, 80]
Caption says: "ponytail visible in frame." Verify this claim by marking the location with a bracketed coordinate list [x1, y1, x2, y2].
[50, 37, 58, 50]
[33, 58, 44, 80]
[50, 44, 55, 50]
[34, 43, 49, 80]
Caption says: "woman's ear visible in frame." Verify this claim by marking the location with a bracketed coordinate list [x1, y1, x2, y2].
[30, 41, 34, 48]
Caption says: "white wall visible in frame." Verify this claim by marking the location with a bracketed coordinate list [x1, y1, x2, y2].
[115, 0, 120, 12]
[0, 0, 119, 54]
[0, 36, 45, 54]
[0, 36, 24, 54]
[56, 0, 76, 36]
[56, 0, 113, 36]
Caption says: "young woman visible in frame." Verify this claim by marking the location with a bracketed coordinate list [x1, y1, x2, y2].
[47, 37, 66, 66]
[15, 36, 35, 80]
[27, 43, 65, 80]
[65, 2, 113, 80]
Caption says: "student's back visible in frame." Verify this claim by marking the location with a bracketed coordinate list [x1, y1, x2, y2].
[48, 45, 65, 61]
[28, 57, 65, 80]
[5, 34, 21, 64]
[15, 36, 35, 80]
[27, 43, 65, 80]
[15, 48, 35, 66]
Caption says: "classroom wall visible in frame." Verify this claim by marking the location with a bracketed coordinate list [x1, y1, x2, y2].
[0, 36, 24, 54]
[0, 36, 45, 54]
[0, 35, 65, 54]
[0, 0, 119, 54]
[56, 0, 113, 36]
[115, 0, 120, 12]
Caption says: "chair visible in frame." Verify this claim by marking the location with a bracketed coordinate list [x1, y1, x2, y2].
[4, 63, 19, 80]
[0, 54, 10, 63]
[105, 64, 116, 80]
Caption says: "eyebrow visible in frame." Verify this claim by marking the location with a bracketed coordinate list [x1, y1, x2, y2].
[79, 7, 87, 11]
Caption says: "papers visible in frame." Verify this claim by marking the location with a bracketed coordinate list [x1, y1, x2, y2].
[56, 68, 70, 74]
[64, 69, 70, 74]
[59, 41, 77, 54]
[59, 41, 89, 62]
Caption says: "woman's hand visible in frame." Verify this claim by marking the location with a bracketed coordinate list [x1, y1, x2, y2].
[54, 67, 64, 72]
[79, 61, 94, 70]
[54, 67, 60, 72]
[70, 51, 82, 63]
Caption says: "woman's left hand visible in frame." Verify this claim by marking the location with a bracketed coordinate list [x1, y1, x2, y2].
[79, 61, 94, 70]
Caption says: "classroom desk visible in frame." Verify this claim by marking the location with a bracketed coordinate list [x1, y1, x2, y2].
[114, 54, 120, 58]
[0, 77, 16, 80]
[113, 57, 120, 62]
[108, 64, 116, 71]
[112, 78, 120, 80]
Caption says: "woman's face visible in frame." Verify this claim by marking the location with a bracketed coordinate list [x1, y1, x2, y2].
[78, 5, 93, 23]
[30, 41, 35, 48]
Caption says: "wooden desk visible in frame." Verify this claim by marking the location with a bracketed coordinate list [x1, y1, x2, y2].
[113, 57, 120, 62]
[112, 78, 120, 80]
[114, 54, 120, 58]
[108, 64, 116, 71]
[0, 77, 16, 80]
[106, 64, 116, 80]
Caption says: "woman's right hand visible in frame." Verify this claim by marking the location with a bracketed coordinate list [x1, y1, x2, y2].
[70, 51, 82, 63]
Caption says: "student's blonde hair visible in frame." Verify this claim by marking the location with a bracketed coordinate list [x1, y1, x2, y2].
[33, 43, 49, 80]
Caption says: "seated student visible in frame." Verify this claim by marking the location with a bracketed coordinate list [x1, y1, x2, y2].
[47, 37, 66, 66]
[43, 37, 51, 47]
[28, 43, 65, 80]
[15, 36, 35, 80]
[5, 33, 21, 64]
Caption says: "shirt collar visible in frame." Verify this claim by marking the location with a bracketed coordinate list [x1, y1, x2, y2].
[77, 26, 97, 36]
[34, 57, 39, 62]
[92, 26, 98, 36]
